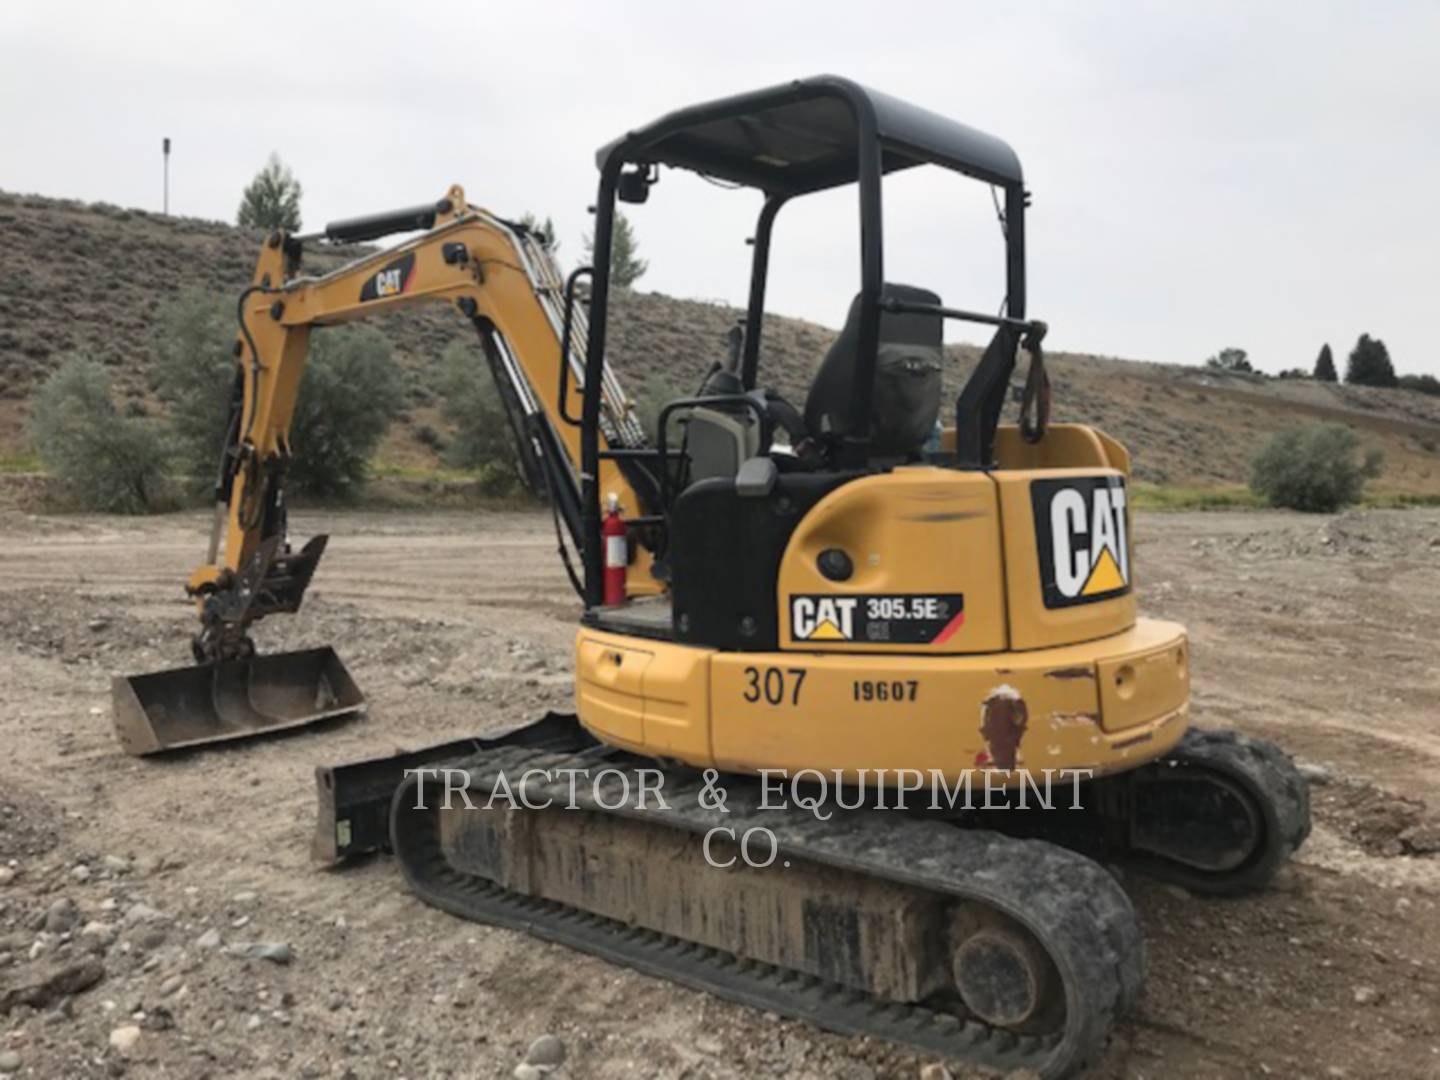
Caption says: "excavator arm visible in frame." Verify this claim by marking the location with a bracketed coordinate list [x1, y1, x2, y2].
[190, 184, 658, 663]
[112, 185, 661, 754]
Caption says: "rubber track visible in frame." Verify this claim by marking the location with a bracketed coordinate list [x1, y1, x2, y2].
[1147, 727, 1312, 894]
[391, 741, 1145, 1078]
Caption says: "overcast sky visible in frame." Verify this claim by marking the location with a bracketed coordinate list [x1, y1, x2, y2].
[3, 1, 1437, 376]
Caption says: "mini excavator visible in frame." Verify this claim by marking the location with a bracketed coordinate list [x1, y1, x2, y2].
[115, 77, 1310, 1077]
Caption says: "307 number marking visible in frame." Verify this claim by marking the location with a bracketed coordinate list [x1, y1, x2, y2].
[743, 666, 807, 706]
[852, 679, 919, 703]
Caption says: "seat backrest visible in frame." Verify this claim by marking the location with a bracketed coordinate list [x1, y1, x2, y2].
[685, 407, 760, 483]
[804, 284, 943, 458]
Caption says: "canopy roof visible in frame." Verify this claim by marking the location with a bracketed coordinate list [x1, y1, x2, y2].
[596, 75, 1023, 195]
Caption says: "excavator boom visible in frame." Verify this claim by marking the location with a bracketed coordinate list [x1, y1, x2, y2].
[114, 186, 656, 754]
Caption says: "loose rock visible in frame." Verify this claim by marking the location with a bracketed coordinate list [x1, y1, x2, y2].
[513, 1066, 544, 1080]
[0, 1051, 20, 1074]
[109, 1025, 142, 1054]
[194, 928, 222, 950]
[1295, 760, 1333, 786]
[1399, 821, 1440, 855]
[81, 921, 118, 948]
[524, 1033, 566, 1069]
[44, 896, 80, 933]
[124, 903, 164, 925]
[226, 941, 293, 965]
[1, 956, 106, 1013]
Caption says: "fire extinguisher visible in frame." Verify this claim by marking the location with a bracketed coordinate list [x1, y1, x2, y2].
[601, 493, 627, 606]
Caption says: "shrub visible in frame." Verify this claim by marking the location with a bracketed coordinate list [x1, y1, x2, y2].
[285, 326, 402, 496]
[1250, 423, 1383, 512]
[630, 371, 693, 445]
[1398, 373, 1440, 397]
[27, 356, 171, 513]
[151, 290, 401, 497]
[151, 289, 237, 481]
[1206, 347, 1252, 373]
[436, 341, 520, 493]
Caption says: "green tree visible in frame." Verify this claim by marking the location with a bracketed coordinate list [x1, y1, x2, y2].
[237, 153, 303, 233]
[285, 326, 402, 495]
[1205, 347, 1253, 373]
[518, 212, 559, 253]
[1345, 334, 1398, 388]
[436, 340, 520, 494]
[27, 356, 170, 513]
[1313, 343, 1337, 382]
[150, 289, 237, 481]
[1250, 423, 1383, 512]
[583, 211, 648, 289]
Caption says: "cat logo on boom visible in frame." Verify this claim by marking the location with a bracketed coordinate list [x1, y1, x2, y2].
[359, 252, 416, 302]
[1031, 476, 1130, 609]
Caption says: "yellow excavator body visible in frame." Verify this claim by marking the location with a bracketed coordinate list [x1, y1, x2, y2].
[577, 452, 1188, 781]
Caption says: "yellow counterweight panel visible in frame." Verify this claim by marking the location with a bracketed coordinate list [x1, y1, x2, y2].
[576, 620, 1189, 784]
[775, 467, 1008, 654]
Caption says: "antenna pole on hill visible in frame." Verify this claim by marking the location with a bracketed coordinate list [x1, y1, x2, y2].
[162, 137, 171, 216]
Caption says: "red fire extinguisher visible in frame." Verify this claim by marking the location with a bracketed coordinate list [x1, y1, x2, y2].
[602, 493, 627, 606]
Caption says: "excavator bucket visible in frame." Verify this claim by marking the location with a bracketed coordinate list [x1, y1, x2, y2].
[111, 647, 365, 756]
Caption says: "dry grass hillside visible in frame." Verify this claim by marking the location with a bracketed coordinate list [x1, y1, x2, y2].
[3, 189, 1439, 493]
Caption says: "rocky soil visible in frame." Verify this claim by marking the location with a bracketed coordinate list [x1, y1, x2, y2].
[1, 506, 1439, 1078]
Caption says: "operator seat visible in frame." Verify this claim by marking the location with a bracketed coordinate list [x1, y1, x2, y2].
[804, 284, 943, 459]
[683, 367, 761, 484]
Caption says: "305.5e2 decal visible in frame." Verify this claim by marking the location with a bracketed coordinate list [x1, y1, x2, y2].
[790, 593, 964, 645]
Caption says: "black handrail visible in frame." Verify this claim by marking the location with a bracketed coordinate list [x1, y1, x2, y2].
[880, 298, 1043, 337]
[557, 267, 593, 427]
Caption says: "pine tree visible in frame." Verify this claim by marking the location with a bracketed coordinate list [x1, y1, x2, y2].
[1345, 334, 1398, 388]
[583, 212, 648, 289]
[236, 153, 303, 233]
[1313, 343, 1337, 382]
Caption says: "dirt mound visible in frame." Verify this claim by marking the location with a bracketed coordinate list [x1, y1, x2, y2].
[3, 189, 1439, 491]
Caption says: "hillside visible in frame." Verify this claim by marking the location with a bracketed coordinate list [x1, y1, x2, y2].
[3, 189, 1439, 492]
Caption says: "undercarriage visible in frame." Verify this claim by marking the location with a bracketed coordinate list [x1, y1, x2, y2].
[318, 715, 1308, 1078]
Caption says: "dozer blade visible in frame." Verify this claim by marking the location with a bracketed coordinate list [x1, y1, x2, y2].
[112, 647, 365, 756]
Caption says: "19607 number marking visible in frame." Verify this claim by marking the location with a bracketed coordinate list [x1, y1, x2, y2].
[853, 679, 919, 703]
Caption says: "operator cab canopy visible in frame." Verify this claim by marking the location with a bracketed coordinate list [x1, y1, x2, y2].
[594, 74, 1023, 194]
